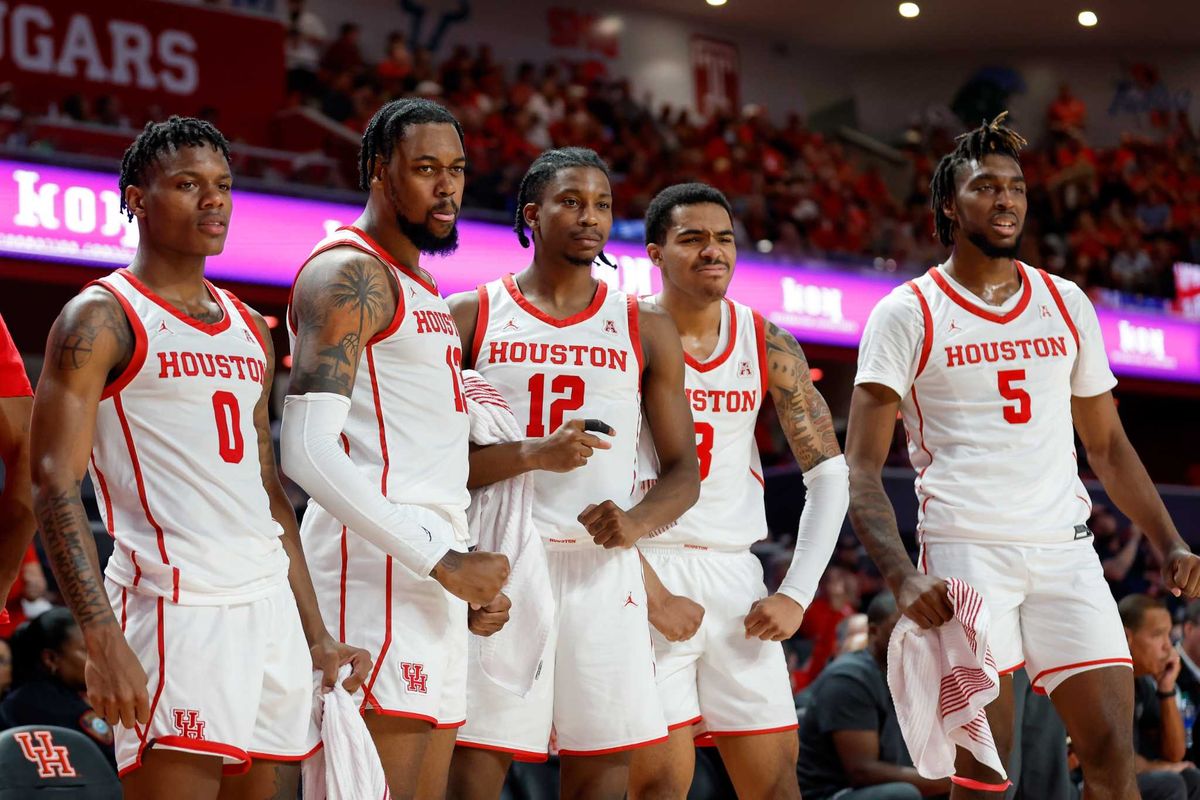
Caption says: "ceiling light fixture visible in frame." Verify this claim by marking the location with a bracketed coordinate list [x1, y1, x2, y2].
[706, 0, 727, 6]
[898, 2, 920, 18]
[1078, 10, 1098, 26]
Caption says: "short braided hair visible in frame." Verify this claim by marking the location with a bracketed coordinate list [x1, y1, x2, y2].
[513, 147, 610, 248]
[118, 116, 230, 221]
[358, 98, 464, 191]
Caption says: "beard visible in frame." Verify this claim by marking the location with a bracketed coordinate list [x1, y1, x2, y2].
[395, 211, 459, 256]
[965, 228, 1023, 260]
[564, 253, 596, 267]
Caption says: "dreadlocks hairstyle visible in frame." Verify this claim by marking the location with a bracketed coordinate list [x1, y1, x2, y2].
[358, 98, 465, 191]
[643, 182, 733, 246]
[119, 116, 231, 221]
[513, 147, 611, 248]
[929, 111, 1029, 247]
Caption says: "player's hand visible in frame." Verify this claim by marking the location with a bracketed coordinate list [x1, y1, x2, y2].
[530, 419, 614, 473]
[468, 592, 512, 637]
[648, 592, 705, 642]
[83, 625, 150, 729]
[579, 501, 647, 549]
[896, 573, 953, 629]
[1164, 547, 1200, 598]
[310, 635, 372, 694]
[744, 593, 806, 641]
[1159, 647, 1182, 693]
[433, 550, 510, 607]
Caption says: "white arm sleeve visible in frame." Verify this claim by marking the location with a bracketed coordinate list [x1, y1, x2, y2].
[775, 454, 850, 609]
[281, 392, 451, 578]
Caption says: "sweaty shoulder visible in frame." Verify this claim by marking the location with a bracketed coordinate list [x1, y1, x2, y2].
[1042, 272, 1092, 316]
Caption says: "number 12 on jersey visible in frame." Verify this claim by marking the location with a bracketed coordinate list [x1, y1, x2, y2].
[527, 373, 585, 436]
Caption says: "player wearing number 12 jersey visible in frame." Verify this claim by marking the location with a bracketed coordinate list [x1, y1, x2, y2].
[446, 148, 701, 799]
[848, 114, 1200, 798]
[30, 118, 370, 800]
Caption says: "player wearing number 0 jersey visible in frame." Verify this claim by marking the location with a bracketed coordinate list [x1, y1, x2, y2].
[30, 118, 369, 800]
[847, 114, 1200, 798]
[282, 99, 510, 800]
[627, 184, 848, 800]
[446, 148, 700, 800]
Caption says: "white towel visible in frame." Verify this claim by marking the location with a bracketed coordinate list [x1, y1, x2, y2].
[462, 370, 554, 698]
[886, 578, 1007, 781]
[302, 666, 390, 800]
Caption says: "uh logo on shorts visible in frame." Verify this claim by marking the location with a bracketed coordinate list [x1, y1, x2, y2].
[14, 730, 77, 778]
[172, 708, 207, 740]
[401, 662, 429, 694]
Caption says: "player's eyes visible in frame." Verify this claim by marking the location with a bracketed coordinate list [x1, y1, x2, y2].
[179, 182, 195, 190]
[450, 167, 466, 175]
[563, 198, 578, 207]
[598, 202, 611, 210]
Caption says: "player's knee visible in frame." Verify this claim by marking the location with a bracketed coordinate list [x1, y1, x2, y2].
[628, 770, 689, 800]
[1072, 726, 1136, 785]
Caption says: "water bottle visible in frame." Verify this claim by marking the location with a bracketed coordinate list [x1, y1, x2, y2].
[1181, 691, 1196, 750]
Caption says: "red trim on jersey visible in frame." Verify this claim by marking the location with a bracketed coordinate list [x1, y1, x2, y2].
[89, 454, 115, 535]
[286, 237, 407, 342]
[909, 385, 934, 479]
[114, 395, 179, 602]
[927, 262, 1033, 325]
[246, 741, 324, 762]
[950, 776, 1012, 792]
[627, 295, 644, 381]
[119, 587, 127, 630]
[749, 468, 765, 488]
[222, 290, 268, 357]
[131, 550, 142, 587]
[127, 598, 169, 775]
[998, 660, 1026, 676]
[501, 273, 608, 328]
[1030, 657, 1133, 695]
[454, 739, 550, 763]
[0, 313, 32, 397]
[668, 715, 703, 732]
[752, 311, 769, 399]
[907, 281, 934, 378]
[435, 719, 466, 730]
[89, 280, 148, 401]
[366, 347, 391, 494]
[1036, 268, 1080, 350]
[558, 732, 670, 757]
[362, 705, 437, 725]
[703, 723, 799, 738]
[360, 557, 394, 713]
[117, 269, 232, 335]
[342, 225, 440, 295]
[471, 284, 490, 367]
[337, 433, 351, 642]
[685, 299, 737, 372]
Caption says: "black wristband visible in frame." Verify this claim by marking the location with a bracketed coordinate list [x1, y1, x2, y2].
[1157, 689, 1177, 699]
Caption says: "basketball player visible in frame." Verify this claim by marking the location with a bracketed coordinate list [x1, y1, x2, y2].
[847, 113, 1200, 799]
[626, 183, 849, 800]
[0, 312, 35, 617]
[281, 98, 510, 799]
[29, 117, 371, 799]
[444, 148, 701, 799]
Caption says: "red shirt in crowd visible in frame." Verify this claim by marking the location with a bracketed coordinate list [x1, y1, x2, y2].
[0, 312, 32, 628]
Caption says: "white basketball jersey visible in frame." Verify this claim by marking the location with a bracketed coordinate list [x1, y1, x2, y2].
[89, 269, 289, 605]
[638, 298, 769, 549]
[286, 226, 471, 518]
[856, 262, 1117, 545]
[472, 275, 642, 546]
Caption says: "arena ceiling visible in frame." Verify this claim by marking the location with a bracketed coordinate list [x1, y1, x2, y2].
[632, 0, 1200, 52]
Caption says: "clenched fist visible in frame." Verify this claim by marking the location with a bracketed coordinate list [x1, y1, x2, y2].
[468, 593, 512, 637]
[433, 550, 510, 607]
[579, 501, 648, 549]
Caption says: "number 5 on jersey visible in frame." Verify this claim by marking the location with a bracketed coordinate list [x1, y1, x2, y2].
[998, 369, 1031, 424]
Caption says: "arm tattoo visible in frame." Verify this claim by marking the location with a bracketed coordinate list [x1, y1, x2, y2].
[848, 476, 913, 585]
[765, 321, 841, 470]
[36, 489, 114, 629]
[52, 297, 132, 372]
[290, 258, 390, 397]
[434, 549, 462, 576]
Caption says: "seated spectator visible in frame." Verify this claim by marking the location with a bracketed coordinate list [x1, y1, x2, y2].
[836, 613, 869, 655]
[1121, 594, 1200, 800]
[321, 22, 363, 76]
[792, 565, 860, 692]
[1176, 600, 1200, 766]
[0, 545, 49, 639]
[0, 608, 114, 770]
[1048, 84, 1087, 136]
[0, 638, 10, 701]
[798, 593, 950, 799]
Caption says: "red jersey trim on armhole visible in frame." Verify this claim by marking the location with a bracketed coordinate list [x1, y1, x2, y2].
[627, 295, 644, 380]
[89, 454, 115, 535]
[222, 290, 268, 357]
[343, 225, 440, 296]
[907, 281, 934, 378]
[470, 284, 490, 368]
[752, 311, 769, 399]
[1036, 268, 1080, 350]
[89, 280, 148, 401]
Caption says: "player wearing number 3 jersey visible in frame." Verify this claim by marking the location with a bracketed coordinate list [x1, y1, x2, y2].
[29, 118, 371, 800]
[848, 114, 1200, 798]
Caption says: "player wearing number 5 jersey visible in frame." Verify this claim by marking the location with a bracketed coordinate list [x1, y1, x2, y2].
[848, 114, 1200, 799]
[627, 184, 849, 800]
[446, 148, 701, 800]
[29, 118, 370, 800]
[282, 99, 510, 800]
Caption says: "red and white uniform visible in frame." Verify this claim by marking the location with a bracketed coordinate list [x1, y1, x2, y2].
[289, 226, 471, 727]
[89, 268, 313, 775]
[637, 297, 797, 736]
[0, 312, 31, 628]
[456, 275, 666, 758]
[856, 262, 1130, 694]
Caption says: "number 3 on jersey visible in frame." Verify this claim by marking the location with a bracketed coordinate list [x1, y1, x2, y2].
[527, 373, 585, 436]
[997, 369, 1031, 424]
[694, 422, 715, 481]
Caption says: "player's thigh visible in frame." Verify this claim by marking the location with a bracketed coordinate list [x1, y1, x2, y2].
[446, 746, 514, 800]
[713, 730, 801, 800]
[414, 725, 459, 800]
[1047, 666, 1136, 774]
[628, 724, 698, 800]
[364, 711, 435, 798]
[560, 751, 634, 800]
[217, 760, 299, 800]
[121, 749, 223, 800]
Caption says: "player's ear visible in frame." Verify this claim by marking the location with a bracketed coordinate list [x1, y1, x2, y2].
[942, 195, 956, 224]
[369, 155, 388, 186]
[646, 242, 663, 266]
[125, 185, 147, 219]
[523, 202, 540, 233]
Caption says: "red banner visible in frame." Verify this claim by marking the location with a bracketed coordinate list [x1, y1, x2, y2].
[691, 36, 740, 118]
[0, 0, 284, 141]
